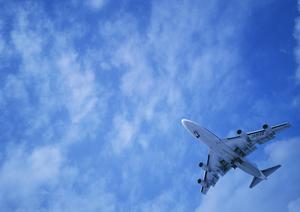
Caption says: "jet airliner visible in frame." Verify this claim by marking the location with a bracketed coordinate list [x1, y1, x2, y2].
[181, 119, 290, 194]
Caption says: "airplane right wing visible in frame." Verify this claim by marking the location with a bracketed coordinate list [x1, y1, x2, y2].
[200, 150, 231, 194]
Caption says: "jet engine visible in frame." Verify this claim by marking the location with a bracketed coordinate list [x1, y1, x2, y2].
[199, 162, 209, 171]
[263, 123, 274, 136]
[197, 178, 207, 187]
[263, 124, 269, 129]
[236, 129, 250, 142]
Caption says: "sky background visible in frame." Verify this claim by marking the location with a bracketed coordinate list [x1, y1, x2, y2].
[0, 0, 299, 211]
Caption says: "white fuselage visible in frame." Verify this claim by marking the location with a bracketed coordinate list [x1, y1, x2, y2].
[182, 119, 266, 179]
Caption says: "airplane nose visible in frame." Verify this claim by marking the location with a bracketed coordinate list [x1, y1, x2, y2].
[181, 119, 194, 130]
[181, 119, 189, 127]
[181, 119, 201, 138]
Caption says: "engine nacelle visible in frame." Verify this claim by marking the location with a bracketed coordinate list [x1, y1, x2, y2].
[263, 123, 274, 137]
[263, 124, 269, 129]
[199, 162, 209, 171]
[197, 178, 207, 187]
[236, 129, 250, 141]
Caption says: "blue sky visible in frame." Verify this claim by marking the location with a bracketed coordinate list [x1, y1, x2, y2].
[0, 0, 299, 211]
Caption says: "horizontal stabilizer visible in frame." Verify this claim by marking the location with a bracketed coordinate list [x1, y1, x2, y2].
[249, 177, 263, 188]
[249, 165, 281, 188]
[262, 165, 281, 177]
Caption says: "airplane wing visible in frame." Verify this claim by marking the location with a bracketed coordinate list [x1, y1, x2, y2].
[247, 122, 291, 144]
[225, 123, 291, 157]
[200, 150, 231, 194]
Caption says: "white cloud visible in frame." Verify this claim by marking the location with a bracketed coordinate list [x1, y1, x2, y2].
[292, 95, 300, 107]
[49, 178, 117, 212]
[4, 75, 28, 101]
[264, 137, 300, 163]
[57, 53, 99, 124]
[0, 143, 118, 211]
[0, 37, 4, 55]
[288, 197, 300, 212]
[0, 145, 64, 209]
[5, 3, 108, 145]
[138, 190, 185, 212]
[100, 0, 248, 155]
[87, 0, 106, 10]
[111, 114, 138, 154]
[29, 146, 62, 182]
[0, 4, 113, 209]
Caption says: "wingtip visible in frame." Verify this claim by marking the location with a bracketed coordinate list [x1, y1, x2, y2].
[283, 122, 291, 128]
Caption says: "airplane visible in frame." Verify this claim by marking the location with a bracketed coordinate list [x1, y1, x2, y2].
[181, 119, 291, 194]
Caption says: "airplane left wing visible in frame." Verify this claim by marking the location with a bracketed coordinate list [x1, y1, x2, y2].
[248, 122, 291, 144]
[200, 150, 231, 194]
[225, 123, 291, 157]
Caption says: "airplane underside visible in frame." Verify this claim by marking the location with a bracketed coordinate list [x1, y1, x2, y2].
[181, 119, 290, 194]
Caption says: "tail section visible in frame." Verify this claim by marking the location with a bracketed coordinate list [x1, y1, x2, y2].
[249, 177, 263, 188]
[249, 165, 281, 188]
[261, 165, 281, 176]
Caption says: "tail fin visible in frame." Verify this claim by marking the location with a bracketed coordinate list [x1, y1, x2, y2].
[249, 165, 281, 189]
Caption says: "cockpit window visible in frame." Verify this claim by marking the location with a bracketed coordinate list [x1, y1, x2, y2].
[194, 131, 200, 138]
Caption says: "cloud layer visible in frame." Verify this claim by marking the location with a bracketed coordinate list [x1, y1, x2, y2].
[0, 0, 299, 211]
